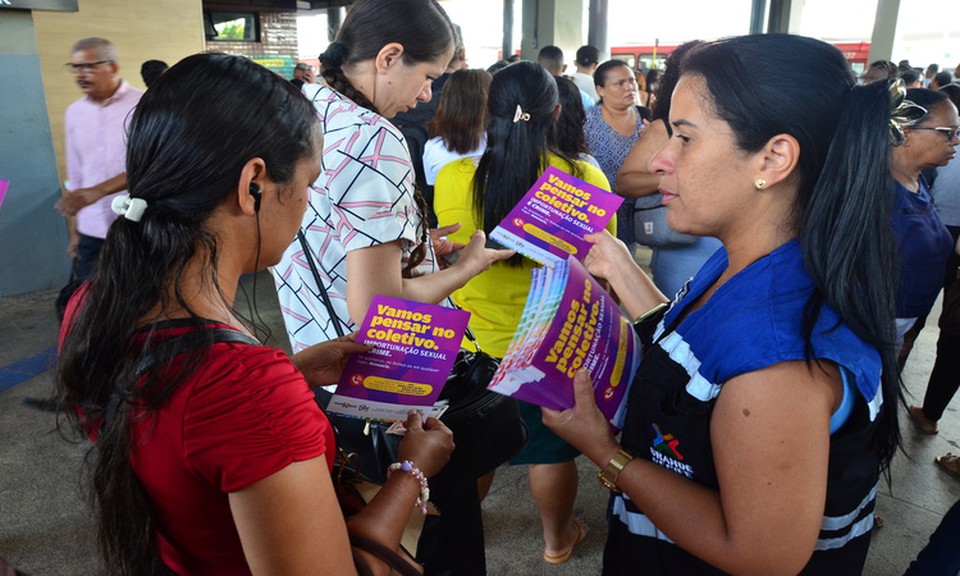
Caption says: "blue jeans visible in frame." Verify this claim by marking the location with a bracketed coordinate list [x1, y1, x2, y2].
[904, 499, 960, 575]
[76, 234, 105, 280]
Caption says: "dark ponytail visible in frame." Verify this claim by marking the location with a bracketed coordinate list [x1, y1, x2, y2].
[57, 53, 317, 575]
[318, 0, 453, 275]
[800, 80, 901, 469]
[319, 0, 454, 115]
[473, 61, 581, 266]
[683, 35, 902, 471]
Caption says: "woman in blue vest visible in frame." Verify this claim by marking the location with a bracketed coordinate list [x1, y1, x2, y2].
[544, 34, 904, 574]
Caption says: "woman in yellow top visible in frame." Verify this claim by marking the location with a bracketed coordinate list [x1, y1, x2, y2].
[434, 60, 615, 565]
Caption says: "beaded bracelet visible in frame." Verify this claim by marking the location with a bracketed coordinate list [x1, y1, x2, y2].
[387, 460, 430, 515]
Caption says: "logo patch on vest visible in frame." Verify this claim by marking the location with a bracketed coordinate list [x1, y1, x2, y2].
[650, 423, 694, 478]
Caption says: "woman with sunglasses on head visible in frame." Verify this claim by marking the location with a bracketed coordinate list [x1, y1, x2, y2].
[889, 89, 957, 351]
[544, 34, 905, 574]
[894, 88, 960, 437]
[57, 52, 454, 576]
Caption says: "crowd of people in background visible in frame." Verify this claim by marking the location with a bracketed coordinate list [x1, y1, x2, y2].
[23, 0, 960, 573]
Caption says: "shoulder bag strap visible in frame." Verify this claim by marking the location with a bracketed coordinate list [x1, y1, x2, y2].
[297, 229, 347, 338]
[101, 328, 260, 433]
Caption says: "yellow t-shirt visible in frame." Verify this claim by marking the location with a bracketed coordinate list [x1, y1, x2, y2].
[434, 154, 615, 357]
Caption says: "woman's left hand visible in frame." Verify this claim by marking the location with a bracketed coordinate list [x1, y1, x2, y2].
[290, 333, 372, 387]
[542, 369, 620, 465]
[430, 223, 466, 264]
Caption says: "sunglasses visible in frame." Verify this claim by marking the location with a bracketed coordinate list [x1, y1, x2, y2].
[910, 126, 960, 142]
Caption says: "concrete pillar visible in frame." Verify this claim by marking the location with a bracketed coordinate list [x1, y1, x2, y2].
[0, 11, 70, 296]
[327, 6, 343, 41]
[502, 0, 514, 59]
[587, 0, 608, 61]
[766, 0, 802, 34]
[867, 0, 901, 64]
[750, 0, 766, 34]
[520, 0, 585, 69]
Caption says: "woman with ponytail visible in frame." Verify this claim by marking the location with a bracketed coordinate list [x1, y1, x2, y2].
[58, 53, 454, 576]
[272, 1, 511, 574]
[542, 34, 904, 574]
[434, 60, 616, 565]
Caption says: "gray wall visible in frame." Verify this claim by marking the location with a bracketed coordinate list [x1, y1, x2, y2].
[0, 11, 70, 296]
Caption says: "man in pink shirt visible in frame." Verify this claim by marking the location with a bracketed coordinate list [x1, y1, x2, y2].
[55, 37, 143, 280]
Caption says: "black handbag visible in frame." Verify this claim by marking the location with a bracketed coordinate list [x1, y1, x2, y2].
[430, 332, 527, 489]
[56, 259, 83, 325]
[296, 231, 528, 489]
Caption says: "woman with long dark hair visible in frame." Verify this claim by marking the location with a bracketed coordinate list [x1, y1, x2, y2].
[271, 2, 511, 574]
[58, 53, 454, 576]
[544, 34, 905, 574]
[434, 60, 616, 565]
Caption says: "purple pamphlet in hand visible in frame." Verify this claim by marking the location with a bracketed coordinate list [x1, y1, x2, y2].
[327, 295, 470, 421]
[489, 166, 623, 266]
[488, 257, 641, 430]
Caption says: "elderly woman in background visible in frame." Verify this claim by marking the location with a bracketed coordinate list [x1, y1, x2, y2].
[888, 88, 957, 350]
[585, 59, 645, 246]
[616, 41, 722, 298]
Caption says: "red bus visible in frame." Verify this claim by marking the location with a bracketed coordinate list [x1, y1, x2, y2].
[611, 41, 871, 75]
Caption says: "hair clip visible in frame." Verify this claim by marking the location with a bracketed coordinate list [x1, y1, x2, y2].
[513, 104, 531, 123]
[889, 78, 927, 146]
[111, 194, 148, 222]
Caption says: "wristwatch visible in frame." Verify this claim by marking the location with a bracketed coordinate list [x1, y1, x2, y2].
[598, 448, 634, 493]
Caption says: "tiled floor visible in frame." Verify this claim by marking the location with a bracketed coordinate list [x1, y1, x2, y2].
[1, 273, 958, 575]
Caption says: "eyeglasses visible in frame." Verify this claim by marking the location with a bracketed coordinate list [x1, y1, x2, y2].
[910, 126, 960, 142]
[64, 60, 111, 73]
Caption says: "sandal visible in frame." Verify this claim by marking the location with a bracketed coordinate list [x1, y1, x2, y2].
[935, 453, 960, 479]
[908, 406, 939, 435]
[543, 517, 588, 564]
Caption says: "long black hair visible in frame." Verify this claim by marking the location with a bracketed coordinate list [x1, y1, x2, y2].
[472, 61, 581, 266]
[650, 40, 701, 124]
[318, 0, 454, 114]
[551, 76, 590, 158]
[57, 53, 318, 575]
[682, 35, 902, 471]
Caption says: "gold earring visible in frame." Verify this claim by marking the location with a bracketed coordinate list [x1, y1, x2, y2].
[755, 178, 767, 190]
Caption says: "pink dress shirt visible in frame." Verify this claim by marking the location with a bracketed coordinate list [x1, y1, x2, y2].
[65, 80, 143, 239]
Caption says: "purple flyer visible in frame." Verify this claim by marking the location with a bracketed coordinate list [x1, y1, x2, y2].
[0, 180, 8, 212]
[489, 166, 623, 266]
[327, 296, 470, 421]
[489, 258, 641, 429]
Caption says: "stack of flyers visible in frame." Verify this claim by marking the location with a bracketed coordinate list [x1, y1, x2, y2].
[489, 166, 623, 266]
[488, 257, 641, 429]
[326, 295, 470, 422]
